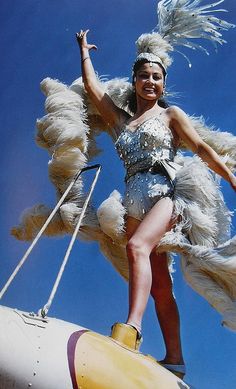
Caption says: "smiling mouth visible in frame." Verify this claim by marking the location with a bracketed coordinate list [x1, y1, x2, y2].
[143, 88, 155, 92]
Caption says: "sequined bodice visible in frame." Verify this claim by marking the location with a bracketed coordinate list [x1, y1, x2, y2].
[115, 116, 176, 180]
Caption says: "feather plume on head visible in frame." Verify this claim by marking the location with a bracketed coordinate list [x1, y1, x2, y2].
[135, 33, 173, 72]
[133, 0, 235, 73]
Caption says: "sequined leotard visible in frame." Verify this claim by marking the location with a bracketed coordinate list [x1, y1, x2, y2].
[115, 115, 177, 220]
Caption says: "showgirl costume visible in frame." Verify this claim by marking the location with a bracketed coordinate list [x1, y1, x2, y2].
[115, 116, 177, 220]
[12, 1, 236, 331]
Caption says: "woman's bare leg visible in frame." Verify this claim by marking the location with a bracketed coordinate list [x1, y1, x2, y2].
[125, 197, 174, 332]
[150, 251, 184, 364]
[125, 216, 151, 332]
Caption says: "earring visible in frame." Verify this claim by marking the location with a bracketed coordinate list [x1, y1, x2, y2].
[162, 83, 166, 96]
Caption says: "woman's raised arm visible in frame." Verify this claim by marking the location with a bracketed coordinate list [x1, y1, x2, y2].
[167, 106, 236, 191]
[76, 30, 127, 130]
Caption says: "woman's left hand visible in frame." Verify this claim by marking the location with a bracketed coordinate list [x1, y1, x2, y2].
[76, 29, 97, 52]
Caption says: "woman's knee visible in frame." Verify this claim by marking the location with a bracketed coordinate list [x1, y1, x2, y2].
[126, 237, 150, 259]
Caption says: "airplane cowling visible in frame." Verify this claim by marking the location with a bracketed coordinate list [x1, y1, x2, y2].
[0, 305, 188, 388]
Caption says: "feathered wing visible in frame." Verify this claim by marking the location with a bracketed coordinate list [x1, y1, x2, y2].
[11, 76, 235, 243]
[11, 77, 130, 279]
[11, 76, 236, 330]
[12, 77, 101, 242]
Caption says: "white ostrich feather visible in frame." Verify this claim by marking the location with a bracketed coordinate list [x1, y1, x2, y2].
[135, 33, 173, 69]
[157, 0, 235, 50]
[97, 190, 126, 242]
[135, 0, 235, 69]
[186, 116, 236, 171]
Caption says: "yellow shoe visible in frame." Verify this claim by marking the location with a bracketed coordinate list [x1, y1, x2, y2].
[110, 322, 143, 350]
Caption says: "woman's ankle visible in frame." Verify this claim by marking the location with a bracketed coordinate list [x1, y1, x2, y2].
[126, 320, 142, 334]
[160, 355, 185, 365]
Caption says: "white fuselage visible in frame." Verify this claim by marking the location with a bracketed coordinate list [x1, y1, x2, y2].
[0, 305, 84, 388]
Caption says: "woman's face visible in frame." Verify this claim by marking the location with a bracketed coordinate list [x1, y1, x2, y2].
[134, 62, 165, 101]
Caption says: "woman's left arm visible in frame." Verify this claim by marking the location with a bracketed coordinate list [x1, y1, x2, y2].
[167, 106, 236, 191]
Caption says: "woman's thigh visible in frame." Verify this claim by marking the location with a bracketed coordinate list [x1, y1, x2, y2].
[126, 216, 141, 240]
[126, 197, 174, 252]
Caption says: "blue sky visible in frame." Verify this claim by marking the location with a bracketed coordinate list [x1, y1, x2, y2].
[1, 1, 236, 388]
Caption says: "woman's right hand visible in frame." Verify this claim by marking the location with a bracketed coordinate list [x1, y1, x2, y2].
[76, 29, 97, 52]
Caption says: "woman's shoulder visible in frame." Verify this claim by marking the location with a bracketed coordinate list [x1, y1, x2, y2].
[165, 105, 186, 120]
[158, 105, 184, 129]
[162, 106, 185, 147]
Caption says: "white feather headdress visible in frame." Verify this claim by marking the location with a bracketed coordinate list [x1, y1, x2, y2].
[134, 0, 235, 70]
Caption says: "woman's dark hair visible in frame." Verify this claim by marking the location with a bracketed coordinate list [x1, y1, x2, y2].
[127, 59, 169, 113]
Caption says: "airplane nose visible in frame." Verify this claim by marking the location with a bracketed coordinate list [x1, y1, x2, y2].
[0, 305, 189, 389]
[0, 305, 82, 389]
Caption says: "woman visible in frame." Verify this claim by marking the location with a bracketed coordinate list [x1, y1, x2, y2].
[76, 29, 236, 377]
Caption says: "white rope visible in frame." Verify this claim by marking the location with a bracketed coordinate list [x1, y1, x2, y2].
[0, 165, 100, 300]
[40, 164, 101, 317]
